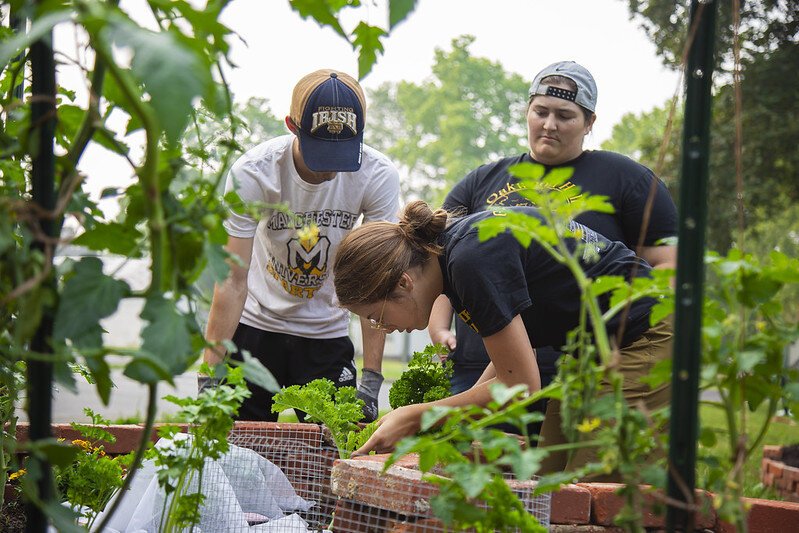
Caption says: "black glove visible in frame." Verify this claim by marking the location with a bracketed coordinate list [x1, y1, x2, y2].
[197, 375, 221, 394]
[356, 369, 384, 422]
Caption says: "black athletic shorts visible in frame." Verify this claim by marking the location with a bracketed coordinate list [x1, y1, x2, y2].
[229, 323, 357, 421]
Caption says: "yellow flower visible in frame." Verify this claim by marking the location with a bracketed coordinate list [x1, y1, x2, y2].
[576, 417, 601, 433]
[72, 439, 93, 452]
[297, 223, 320, 250]
[8, 469, 26, 481]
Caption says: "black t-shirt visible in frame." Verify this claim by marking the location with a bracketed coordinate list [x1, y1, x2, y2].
[439, 208, 654, 352]
[442, 150, 677, 369]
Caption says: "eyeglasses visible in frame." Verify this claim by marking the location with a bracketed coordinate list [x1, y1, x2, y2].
[368, 297, 389, 332]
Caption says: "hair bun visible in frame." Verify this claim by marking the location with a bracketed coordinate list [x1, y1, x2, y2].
[399, 200, 448, 244]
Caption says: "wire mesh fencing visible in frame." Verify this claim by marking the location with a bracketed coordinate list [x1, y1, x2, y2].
[220, 421, 551, 532]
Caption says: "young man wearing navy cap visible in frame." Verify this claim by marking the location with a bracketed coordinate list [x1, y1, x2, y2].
[201, 69, 400, 422]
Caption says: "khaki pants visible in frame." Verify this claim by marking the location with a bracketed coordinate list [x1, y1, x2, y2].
[538, 318, 673, 482]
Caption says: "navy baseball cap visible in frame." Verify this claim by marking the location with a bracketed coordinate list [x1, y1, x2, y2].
[289, 69, 366, 172]
[529, 61, 598, 113]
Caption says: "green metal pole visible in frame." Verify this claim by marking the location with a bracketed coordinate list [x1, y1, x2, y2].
[26, 16, 57, 533]
[666, 1, 718, 531]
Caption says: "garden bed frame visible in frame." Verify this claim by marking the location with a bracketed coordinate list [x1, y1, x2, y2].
[9, 422, 799, 532]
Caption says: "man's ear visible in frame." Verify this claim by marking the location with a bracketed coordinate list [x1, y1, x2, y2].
[397, 272, 414, 293]
[285, 116, 298, 134]
[585, 113, 597, 134]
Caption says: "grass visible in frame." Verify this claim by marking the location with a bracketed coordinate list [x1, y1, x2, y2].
[697, 401, 798, 498]
[354, 354, 408, 382]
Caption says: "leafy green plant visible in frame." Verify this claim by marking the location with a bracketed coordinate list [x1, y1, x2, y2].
[1, 1, 418, 528]
[388, 383, 549, 533]
[389, 343, 453, 409]
[375, 160, 673, 530]
[149, 364, 250, 533]
[697, 249, 799, 529]
[0, 359, 24, 513]
[54, 409, 132, 530]
[271, 378, 377, 458]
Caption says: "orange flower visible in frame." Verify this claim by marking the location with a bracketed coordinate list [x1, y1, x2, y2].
[8, 469, 26, 481]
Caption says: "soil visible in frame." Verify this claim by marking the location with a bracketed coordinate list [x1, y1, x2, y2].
[781, 443, 799, 468]
[0, 498, 26, 532]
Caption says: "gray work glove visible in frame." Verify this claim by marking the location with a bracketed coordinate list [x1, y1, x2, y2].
[356, 369, 384, 423]
[197, 375, 221, 394]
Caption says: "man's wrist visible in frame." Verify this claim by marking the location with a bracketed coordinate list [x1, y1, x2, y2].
[358, 368, 384, 398]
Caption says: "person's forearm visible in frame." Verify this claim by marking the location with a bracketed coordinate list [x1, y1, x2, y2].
[473, 362, 497, 387]
[203, 277, 248, 366]
[428, 294, 456, 350]
[360, 316, 385, 372]
[429, 295, 454, 335]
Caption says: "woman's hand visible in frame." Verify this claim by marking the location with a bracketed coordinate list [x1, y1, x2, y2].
[429, 327, 457, 352]
[352, 403, 425, 456]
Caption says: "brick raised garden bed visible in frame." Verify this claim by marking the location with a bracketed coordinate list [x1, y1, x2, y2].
[7, 423, 799, 532]
[761, 444, 799, 503]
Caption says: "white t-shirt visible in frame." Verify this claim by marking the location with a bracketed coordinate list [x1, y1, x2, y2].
[223, 135, 400, 338]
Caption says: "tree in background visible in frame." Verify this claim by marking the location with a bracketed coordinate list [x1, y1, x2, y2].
[611, 0, 799, 252]
[366, 35, 528, 203]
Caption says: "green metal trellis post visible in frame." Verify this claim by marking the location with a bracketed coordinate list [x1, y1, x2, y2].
[26, 13, 58, 533]
[666, 0, 718, 531]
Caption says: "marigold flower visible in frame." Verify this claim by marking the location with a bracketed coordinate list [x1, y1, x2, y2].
[9, 469, 26, 481]
[72, 439, 93, 452]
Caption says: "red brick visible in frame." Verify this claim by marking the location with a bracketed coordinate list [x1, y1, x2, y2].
[351, 453, 421, 470]
[762, 445, 782, 460]
[783, 463, 799, 482]
[333, 498, 392, 532]
[766, 458, 784, 476]
[550, 526, 625, 533]
[743, 497, 799, 533]
[386, 517, 452, 532]
[14, 423, 178, 455]
[579, 483, 715, 529]
[330, 459, 440, 516]
[550, 484, 592, 525]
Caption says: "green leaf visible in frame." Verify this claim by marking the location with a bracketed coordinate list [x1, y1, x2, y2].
[699, 427, 717, 448]
[124, 354, 174, 384]
[107, 21, 211, 144]
[588, 276, 625, 298]
[352, 22, 386, 79]
[27, 439, 80, 468]
[0, 10, 73, 67]
[43, 501, 84, 533]
[508, 162, 546, 181]
[85, 354, 115, 405]
[736, 350, 765, 373]
[737, 273, 782, 307]
[138, 294, 197, 379]
[451, 463, 492, 498]
[639, 357, 672, 388]
[488, 382, 528, 406]
[650, 299, 675, 325]
[235, 350, 280, 393]
[289, 0, 349, 39]
[389, 0, 417, 29]
[53, 257, 129, 348]
[72, 222, 142, 255]
[420, 406, 451, 431]
[500, 448, 546, 480]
